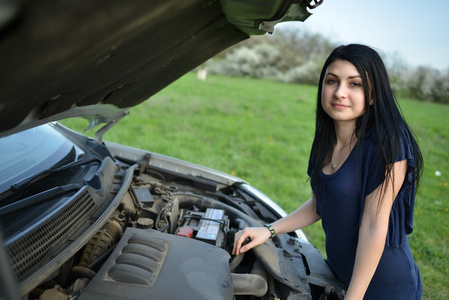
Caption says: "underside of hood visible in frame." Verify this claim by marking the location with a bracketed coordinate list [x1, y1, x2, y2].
[0, 0, 315, 137]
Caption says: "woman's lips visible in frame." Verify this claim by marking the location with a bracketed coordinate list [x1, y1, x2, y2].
[332, 103, 349, 109]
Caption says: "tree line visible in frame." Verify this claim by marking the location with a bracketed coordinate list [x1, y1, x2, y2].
[204, 28, 449, 104]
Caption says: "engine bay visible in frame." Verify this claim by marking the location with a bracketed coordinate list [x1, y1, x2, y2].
[3, 148, 346, 300]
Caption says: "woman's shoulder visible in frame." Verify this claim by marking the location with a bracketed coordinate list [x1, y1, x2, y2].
[360, 127, 414, 153]
[360, 125, 418, 163]
[397, 126, 417, 163]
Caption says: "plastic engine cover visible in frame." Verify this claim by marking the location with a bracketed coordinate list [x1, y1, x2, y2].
[79, 227, 233, 300]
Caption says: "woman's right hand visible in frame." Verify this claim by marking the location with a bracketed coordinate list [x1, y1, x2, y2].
[232, 226, 271, 255]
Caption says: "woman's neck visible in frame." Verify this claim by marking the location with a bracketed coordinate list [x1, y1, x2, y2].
[334, 121, 357, 148]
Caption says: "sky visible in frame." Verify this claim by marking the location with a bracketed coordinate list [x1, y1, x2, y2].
[277, 0, 449, 71]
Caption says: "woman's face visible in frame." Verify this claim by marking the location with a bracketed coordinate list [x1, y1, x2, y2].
[321, 60, 369, 125]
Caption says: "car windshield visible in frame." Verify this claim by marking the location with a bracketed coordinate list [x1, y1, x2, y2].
[0, 124, 84, 195]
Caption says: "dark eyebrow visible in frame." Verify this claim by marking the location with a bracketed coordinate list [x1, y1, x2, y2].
[325, 72, 361, 79]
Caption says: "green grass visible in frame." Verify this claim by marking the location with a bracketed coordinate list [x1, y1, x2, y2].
[62, 72, 449, 299]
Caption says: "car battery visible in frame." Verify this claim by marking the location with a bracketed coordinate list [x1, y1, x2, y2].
[178, 208, 228, 247]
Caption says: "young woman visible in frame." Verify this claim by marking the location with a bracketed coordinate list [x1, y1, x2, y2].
[232, 44, 423, 300]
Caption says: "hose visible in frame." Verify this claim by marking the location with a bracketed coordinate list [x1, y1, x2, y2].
[231, 260, 268, 297]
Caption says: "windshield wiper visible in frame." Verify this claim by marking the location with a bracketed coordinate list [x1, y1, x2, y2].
[0, 184, 82, 217]
[10, 155, 99, 192]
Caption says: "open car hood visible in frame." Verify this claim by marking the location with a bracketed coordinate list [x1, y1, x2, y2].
[0, 0, 318, 137]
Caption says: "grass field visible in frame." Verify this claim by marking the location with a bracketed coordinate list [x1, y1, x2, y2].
[63, 72, 449, 299]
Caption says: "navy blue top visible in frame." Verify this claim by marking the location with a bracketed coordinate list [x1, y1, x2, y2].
[308, 131, 422, 299]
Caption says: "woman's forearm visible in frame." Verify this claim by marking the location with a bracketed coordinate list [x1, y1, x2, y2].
[271, 196, 321, 235]
[232, 196, 321, 255]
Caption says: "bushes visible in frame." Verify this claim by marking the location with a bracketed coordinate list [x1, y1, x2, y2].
[207, 43, 284, 79]
[204, 27, 449, 104]
[206, 28, 335, 85]
[400, 67, 449, 103]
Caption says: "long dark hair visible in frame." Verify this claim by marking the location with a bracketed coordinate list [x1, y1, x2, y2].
[309, 44, 423, 208]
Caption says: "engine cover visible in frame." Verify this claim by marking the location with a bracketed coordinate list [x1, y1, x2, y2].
[79, 227, 233, 300]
